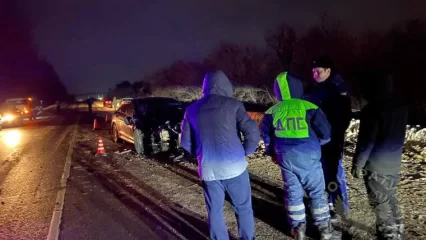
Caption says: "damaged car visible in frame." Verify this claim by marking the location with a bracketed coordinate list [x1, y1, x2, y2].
[111, 97, 185, 157]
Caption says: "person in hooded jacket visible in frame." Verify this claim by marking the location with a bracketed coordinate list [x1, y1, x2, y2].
[261, 72, 342, 240]
[304, 56, 352, 220]
[180, 70, 260, 240]
[351, 72, 407, 240]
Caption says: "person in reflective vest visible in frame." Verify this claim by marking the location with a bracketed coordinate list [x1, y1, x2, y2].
[261, 72, 342, 239]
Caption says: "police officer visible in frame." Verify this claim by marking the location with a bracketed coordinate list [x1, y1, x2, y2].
[304, 56, 352, 221]
[261, 72, 342, 239]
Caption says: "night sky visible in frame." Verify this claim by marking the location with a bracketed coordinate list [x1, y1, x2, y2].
[18, 0, 426, 94]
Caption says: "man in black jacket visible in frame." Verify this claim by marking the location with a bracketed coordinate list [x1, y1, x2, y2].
[351, 73, 407, 240]
[304, 56, 352, 221]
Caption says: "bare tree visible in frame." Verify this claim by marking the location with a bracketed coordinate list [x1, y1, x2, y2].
[151, 86, 202, 102]
[265, 24, 298, 70]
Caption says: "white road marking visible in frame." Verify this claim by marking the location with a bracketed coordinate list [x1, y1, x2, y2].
[46, 116, 79, 240]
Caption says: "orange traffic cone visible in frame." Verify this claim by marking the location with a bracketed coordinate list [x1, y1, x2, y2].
[93, 118, 98, 130]
[96, 137, 107, 156]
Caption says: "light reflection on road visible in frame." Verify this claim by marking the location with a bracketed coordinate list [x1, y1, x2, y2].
[1, 129, 22, 148]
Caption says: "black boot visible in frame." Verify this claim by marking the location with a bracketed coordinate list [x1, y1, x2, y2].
[291, 223, 306, 240]
[318, 221, 342, 240]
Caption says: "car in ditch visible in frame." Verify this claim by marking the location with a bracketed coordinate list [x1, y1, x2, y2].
[110, 97, 185, 156]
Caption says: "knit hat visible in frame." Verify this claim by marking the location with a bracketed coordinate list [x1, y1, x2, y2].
[312, 56, 334, 69]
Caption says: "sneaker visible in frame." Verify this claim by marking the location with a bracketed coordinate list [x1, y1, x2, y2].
[394, 218, 405, 238]
[395, 223, 404, 239]
[377, 224, 402, 240]
[318, 221, 342, 240]
[291, 223, 306, 240]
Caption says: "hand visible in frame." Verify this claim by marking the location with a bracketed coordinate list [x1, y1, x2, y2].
[271, 156, 278, 164]
[351, 164, 362, 178]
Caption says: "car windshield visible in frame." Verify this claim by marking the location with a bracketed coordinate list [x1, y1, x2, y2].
[5, 99, 28, 106]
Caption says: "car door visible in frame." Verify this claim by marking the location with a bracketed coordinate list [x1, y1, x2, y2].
[115, 104, 127, 139]
[122, 103, 135, 142]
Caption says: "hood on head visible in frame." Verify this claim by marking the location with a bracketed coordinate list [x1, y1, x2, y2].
[202, 70, 233, 97]
[273, 72, 304, 101]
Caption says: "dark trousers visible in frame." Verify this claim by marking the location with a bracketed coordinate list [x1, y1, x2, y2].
[202, 170, 255, 240]
[321, 144, 349, 211]
[363, 170, 403, 238]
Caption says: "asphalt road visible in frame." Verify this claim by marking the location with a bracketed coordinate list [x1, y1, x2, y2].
[59, 103, 177, 240]
[0, 109, 78, 240]
[0, 102, 178, 240]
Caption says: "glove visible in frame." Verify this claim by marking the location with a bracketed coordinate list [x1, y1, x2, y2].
[351, 164, 363, 178]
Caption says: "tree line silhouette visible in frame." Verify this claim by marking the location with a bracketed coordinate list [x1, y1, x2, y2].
[0, 1, 69, 104]
[108, 16, 426, 124]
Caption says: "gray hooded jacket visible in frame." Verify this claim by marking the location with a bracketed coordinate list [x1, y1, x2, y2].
[180, 70, 260, 181]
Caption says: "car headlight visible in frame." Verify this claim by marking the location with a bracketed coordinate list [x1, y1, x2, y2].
[4, 114, 15, 121]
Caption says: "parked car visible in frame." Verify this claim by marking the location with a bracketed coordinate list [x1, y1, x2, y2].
[110, 97, 185, 156]
[0, 104, 25, 129]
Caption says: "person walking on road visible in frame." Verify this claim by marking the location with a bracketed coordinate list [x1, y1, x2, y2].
[351, 72, 407, 240]
[87, 97, 94, 114]
[180, 70, 260, 240]
[304, 56, 352, 221]
[261, 72, 342, 240]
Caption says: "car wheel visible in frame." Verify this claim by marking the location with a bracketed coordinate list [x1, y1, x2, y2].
[133, 129, 144, 156]
[112, 124, 122, 143]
